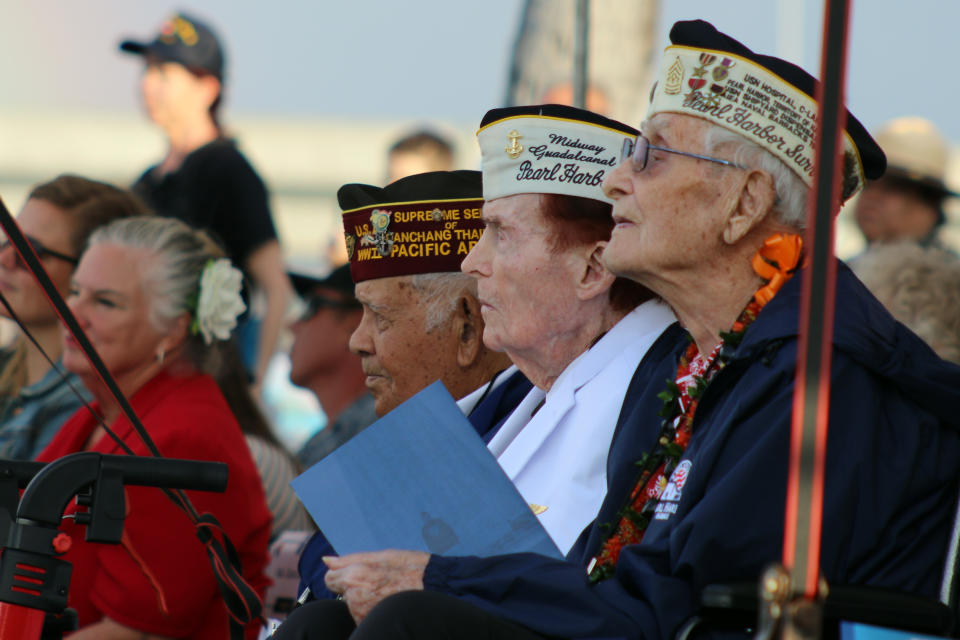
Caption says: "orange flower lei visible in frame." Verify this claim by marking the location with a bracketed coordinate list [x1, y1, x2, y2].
[586, 233, 803, 583]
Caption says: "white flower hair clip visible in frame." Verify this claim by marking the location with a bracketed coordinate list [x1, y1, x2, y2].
[192, 258, 246, 345]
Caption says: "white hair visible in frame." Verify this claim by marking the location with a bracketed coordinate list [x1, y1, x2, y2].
[410, 272, 476, 332]
[702, 123, 810, 229]
[87, 216, 228, 370]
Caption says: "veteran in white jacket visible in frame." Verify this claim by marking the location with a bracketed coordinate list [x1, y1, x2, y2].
[462, 104, 677, 554]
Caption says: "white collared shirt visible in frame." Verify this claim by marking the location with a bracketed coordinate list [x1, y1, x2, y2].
[487, 299, 676, 554]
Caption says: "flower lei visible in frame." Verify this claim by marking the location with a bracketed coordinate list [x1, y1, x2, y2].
[586, 233, 803, 583]
[190, 258, 247, 345]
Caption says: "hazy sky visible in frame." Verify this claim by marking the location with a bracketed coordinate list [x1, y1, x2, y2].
[1, 1, 955, 140]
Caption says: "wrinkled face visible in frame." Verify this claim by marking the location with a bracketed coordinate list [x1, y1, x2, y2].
[63, 243, 174, 389]
[140, 59, 211, 128]
[0, 199, 77, 327]
[289, 289, 360, 389]
[349, 277, 460, 416]
[460, 194, 586, 357]
[854, 178, 939, 244]
[602, 113, 735, 286]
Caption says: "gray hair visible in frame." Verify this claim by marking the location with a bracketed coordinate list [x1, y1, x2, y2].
[702, 123, 810, 229]
[87, 216, 229, 369]
[851, 243, 960, 364]
[410, 272, 476, 332]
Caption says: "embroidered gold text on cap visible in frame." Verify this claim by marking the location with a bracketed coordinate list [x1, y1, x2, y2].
[647, 45, 865, 195]
[530, 503, 548, 515]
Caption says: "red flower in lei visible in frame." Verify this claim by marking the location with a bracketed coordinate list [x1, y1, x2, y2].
[586, 233, 802, 583]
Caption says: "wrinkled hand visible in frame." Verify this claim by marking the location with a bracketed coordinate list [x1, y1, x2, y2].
[324, 550, 430, 623]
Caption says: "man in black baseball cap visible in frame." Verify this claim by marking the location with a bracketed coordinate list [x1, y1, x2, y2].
[287, 264, 376, 468]
[119, 12, 224, 79]
[118, 12, 293, 393]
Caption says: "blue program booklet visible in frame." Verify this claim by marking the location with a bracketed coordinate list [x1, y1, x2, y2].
[291, 381, 562, 559]
[840, 622, 947, 640]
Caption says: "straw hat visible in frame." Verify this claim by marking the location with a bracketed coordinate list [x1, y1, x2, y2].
[875, 117, 955, 196]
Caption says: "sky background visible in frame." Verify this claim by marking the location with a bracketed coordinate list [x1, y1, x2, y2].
[0, 0, 955, 141]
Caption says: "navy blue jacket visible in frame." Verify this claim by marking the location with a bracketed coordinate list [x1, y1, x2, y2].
[423, 263, 960, 640]
[470, 368, 535, 442]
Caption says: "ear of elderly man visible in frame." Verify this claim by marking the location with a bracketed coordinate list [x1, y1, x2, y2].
[278, 20, 960, 640]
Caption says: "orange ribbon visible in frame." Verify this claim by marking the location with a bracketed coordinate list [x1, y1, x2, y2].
[751, 233, 804, 306]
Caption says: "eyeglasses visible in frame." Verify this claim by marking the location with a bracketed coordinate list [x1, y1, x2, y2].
[0, 235, 79, 270]
[620, 133, 746, 172]
[298, 293, 360, 322]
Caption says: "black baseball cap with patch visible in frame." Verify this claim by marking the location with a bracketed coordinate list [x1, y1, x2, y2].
[288, 263, 356, 299]
[119, 12, 225, 80]
[288, 263, 360, 323]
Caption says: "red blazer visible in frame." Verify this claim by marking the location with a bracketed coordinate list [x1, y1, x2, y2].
[37, 371, 272, 639]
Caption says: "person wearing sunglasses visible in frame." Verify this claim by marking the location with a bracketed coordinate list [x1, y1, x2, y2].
[288, 263, 375, 469]
[0, 174, 145, 460]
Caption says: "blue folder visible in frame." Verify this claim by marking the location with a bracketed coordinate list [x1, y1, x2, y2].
[291, 381, 562, 559]
[840, 621, 947, 640]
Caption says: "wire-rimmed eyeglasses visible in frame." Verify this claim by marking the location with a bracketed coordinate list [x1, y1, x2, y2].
[620, 133, 747, 172]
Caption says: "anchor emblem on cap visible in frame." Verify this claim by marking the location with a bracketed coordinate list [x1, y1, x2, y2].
[505, 130, 523, 159]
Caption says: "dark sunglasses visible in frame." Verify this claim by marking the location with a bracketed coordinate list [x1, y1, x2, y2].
[298, 293, 360, 322]
[620, 133, 746, 172]
[0, 235, 79, 270]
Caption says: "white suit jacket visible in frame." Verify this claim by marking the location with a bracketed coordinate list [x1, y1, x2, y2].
[487, 299, 676, 554]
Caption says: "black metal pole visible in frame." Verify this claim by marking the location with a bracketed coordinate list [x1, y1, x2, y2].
[784, 0, 853, 601]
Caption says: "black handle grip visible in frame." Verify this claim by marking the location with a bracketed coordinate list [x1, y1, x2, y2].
[100, 455, 228, 493]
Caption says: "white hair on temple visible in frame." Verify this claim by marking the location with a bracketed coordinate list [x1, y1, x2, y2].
[703, 122, 809, 229]
[411, 271, 476, 332]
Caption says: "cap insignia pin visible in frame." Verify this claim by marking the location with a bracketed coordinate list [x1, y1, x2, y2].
[368, 209, 394, 257]
[687, 52, 717, 102]
[505, 130, 523, 159]
[664, 57, 684, 95]
[344, 233, 356, 260]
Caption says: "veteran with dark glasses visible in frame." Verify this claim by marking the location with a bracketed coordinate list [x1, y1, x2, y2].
[0, 174, 144, 461]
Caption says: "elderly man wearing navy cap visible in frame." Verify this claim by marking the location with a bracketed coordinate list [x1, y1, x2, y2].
[294, 170, 530, 601]
[119, 12, 293, 392]
[273, 20, 960, 640]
